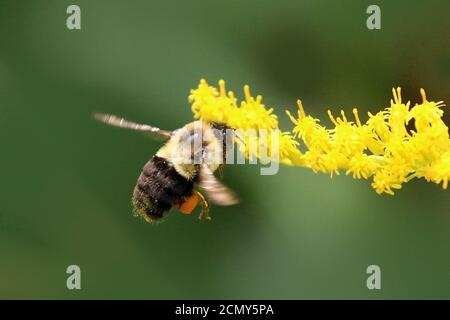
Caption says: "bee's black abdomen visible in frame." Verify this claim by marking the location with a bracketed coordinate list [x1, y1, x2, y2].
[132, 156, 194, 221]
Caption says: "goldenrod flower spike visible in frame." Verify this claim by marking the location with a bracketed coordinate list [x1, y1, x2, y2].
[189, 79, 450, 194]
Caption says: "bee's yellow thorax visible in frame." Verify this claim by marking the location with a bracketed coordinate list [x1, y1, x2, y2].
[156, 121, 221, 180]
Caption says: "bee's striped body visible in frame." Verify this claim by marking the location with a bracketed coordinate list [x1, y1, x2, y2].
[133, 156, 196, 221]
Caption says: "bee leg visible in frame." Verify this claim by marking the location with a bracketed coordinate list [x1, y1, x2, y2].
[217, 164, 224, 179]
[143, 215, 153, 223]
[196, 191, 211, 221]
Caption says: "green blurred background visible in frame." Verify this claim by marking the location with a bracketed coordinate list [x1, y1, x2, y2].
[0, 0, 449, 299]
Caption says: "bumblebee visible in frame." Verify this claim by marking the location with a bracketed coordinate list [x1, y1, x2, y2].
[95, 113, 239, 222]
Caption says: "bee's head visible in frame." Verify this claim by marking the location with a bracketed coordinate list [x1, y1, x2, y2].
[209, 122, 231, 132]
[209, 122, 236, 163]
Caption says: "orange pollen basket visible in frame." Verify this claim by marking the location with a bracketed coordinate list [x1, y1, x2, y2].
[176, 193, 200, 214]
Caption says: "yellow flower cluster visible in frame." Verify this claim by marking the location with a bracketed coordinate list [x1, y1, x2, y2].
[189, 79, 450, 195]
[189, 79, 303, 165]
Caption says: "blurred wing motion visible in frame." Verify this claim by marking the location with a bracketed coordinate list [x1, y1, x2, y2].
[199, 163, 239, 206]
[94, 113, 172, 138]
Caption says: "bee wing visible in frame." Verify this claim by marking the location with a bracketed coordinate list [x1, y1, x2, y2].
[199, 163, 239, 206]
[94, 113, 172, 138]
